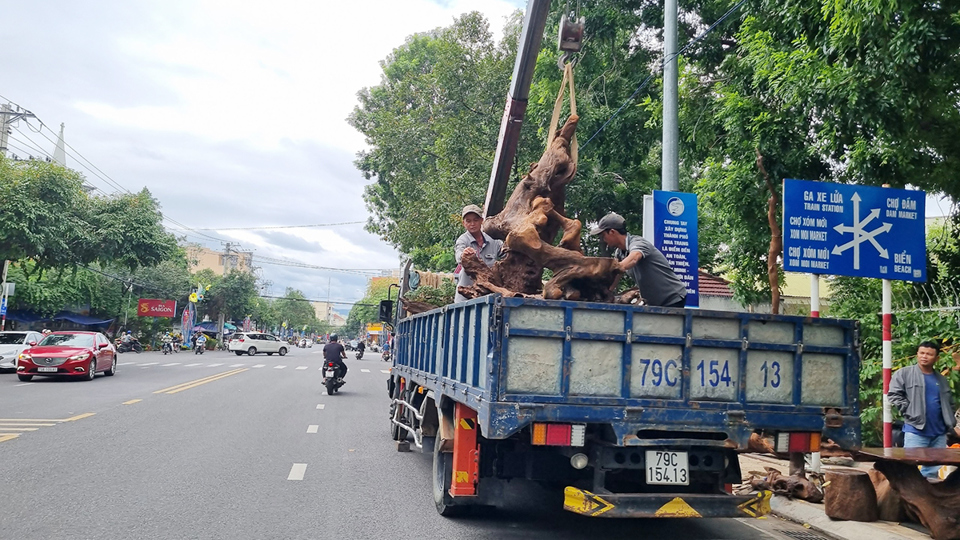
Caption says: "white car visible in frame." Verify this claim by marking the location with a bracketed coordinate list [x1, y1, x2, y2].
[228, 332, 289, 356]
[0, 331, 45, 371]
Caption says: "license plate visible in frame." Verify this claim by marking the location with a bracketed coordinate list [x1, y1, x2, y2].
[645, 451, 689, 485]
[37, 367, 58, 373]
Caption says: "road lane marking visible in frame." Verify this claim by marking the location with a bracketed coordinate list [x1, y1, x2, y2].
[63, 413, 96, 422]
[140, 362, 158, 366]
[230, 363, 245, 367]
[0, 413, 94, 443]
[252, 364, 265, 368]
[119, 362, 136, 365]
[153, 369, 247, 394]
[360, 369, 371, 373]
[380, 370, 390, 374]
[208, 363, 224, 367]
[185, 363, 202, 367]
[316, 404, 325, 409]
[122, 399, 142, 405]
[15, 383, 35, 387]
[162, 363, 181, 366]
[296, 366, 308, 370]
[274, 365, 286, 369]
[307, 425, 319, 433]
[312, 350, 323, 354]
[287, 463, 307, 481]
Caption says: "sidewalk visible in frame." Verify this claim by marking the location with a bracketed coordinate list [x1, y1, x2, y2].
[738, 453, 932, 540]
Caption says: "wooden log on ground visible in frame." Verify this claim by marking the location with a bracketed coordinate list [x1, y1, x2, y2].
[874, 461, 960, 540]
[823, 469, 879, 522]
[867, 469, 909, 523]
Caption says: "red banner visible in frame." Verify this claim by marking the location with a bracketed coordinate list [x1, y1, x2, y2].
[137, 299, 177, 318]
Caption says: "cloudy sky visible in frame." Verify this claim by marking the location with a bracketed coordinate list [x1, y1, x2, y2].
[2, 0, 524, 310]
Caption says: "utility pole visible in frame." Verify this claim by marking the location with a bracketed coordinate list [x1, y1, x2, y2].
[662, 0, 680, 192]
[223, 242, 233, 276]
[0, 103, 37, 158]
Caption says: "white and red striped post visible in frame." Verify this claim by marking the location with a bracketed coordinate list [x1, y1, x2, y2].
[810, 273, 821, 472]
[882, 278, 893, 447]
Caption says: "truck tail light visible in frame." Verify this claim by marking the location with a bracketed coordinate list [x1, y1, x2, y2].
[531, 423, 586, 447]
[775, 432, 821, 453]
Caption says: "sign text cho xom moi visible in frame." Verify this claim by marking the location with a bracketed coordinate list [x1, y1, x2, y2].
[782, 179, 926, 282]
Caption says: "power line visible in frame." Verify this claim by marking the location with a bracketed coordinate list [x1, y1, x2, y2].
[170, 221, 366, 232]
[251, 254, 389, 275]
[258, 295, 369, 307]
[580, 0, 748, 151]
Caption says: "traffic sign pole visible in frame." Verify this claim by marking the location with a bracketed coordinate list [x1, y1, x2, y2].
[809, 273, 821, 472]
[882, 278, 893, 448]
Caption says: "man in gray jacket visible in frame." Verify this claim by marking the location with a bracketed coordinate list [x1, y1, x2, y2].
[454, 205, 503, 303]
[888, 340, 958, 478]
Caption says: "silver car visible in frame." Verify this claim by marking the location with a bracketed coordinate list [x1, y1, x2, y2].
[0, 331, 45, 371]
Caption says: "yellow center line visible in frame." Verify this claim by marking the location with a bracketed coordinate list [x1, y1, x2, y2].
[155, 368, 249, 395]
[122, 399, 142, 405]
[0, 418, 69, 422]
[62, 413, 96, 422]
[0, 428, 39, 431]
[153, 368, 246, 394]
[0, 423, 57, 427]
[0, 434, 20, 443]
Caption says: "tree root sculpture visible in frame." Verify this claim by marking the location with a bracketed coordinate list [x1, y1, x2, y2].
[458, 115, 624, 302]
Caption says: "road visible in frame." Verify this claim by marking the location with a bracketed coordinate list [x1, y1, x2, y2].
[0, 347, 836, 540]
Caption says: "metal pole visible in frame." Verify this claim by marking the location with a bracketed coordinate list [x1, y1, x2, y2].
[661, 0, 679, 192]
[882, 278, 893, 448]
[0, 260, 9, 331]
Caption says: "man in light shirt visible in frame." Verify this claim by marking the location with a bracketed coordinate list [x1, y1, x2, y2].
[454, 204, 503, 303]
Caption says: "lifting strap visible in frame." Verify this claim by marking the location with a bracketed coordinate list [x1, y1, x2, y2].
[547, 61, 578, 166]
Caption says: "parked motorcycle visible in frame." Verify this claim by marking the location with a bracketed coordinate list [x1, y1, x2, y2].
[322, 361, 344, 395]
[117, 340, 143, 354]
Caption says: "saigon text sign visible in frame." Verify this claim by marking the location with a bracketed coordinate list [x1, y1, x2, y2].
[137, 299, 177, 318]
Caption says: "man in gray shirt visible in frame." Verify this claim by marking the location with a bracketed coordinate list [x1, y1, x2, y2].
[454, 204, 503, 303]
[589, 212, 687, 307]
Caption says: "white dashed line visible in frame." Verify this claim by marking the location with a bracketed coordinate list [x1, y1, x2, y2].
[230, 363, 245, 367]
[140, 362, 158, 366]
[15, 383, 35, 387]
[208, 363, 224, 367]
[312, 350, 324, 354]
[360, 369, 371, 373]
[162, 362, 181, 367]
[296, 366, 308, 370]
[119, 362, 135, 366]
[252, 364, 265, 368]
[185, 363, 202, 367]
[380, 370, 390, 374]
[306, 425, 319, 434]
[274, 365, 286, 369]
[316, 404, 325, 409]
[287, 463, 307, 481]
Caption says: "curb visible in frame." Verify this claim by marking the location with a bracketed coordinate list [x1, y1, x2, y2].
[770, 495, 930, 540]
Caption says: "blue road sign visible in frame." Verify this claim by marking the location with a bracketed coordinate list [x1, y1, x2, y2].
[651, 190, 699, 307]
[782, 179, 926, 282]
[0, 297, 6, 316]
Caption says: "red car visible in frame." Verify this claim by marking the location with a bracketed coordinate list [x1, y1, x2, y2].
[16, 331, 117, 382]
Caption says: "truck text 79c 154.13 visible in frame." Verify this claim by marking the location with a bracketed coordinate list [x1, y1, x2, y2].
[386, 294, 861, 518]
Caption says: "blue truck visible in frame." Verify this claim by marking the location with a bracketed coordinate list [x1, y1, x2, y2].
[387, 294, 861, 518]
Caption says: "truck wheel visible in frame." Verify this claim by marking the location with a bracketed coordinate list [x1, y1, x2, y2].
[389, 382, 407, 442]
[433, 433, 466, 517]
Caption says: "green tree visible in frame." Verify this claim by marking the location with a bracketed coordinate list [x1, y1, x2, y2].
[205, 271, 258, 322]
[275, 288, 319, 333]
[344, 277, 397, 337]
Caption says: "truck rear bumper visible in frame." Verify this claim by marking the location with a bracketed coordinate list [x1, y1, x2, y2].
[562, 487, 771, 519]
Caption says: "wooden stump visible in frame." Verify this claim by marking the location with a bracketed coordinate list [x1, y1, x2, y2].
[874, 461, 960, 540]
[824, 469, 879, 522]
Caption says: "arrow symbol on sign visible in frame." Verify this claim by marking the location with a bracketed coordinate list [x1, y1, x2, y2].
[831, 192, 892, 269]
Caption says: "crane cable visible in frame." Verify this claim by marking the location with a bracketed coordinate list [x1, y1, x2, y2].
[547, 61, 579, 167]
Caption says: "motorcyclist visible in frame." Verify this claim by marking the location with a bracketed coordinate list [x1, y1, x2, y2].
[195, 333, 207, 351]
[121, 331, 133, 344]
[322, 334, 348, 381]
[161, 333, 174, 353]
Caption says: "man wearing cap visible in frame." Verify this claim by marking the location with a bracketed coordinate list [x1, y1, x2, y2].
[590, 212, 687, 308]
[454, 204, 503, 303]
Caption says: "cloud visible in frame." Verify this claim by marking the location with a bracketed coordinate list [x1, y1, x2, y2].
[3, 0, 525, 303]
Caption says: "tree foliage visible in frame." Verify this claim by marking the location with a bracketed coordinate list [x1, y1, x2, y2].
[344, 277, 397, 337]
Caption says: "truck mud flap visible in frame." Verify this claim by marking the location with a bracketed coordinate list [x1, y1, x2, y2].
[562, 487, 771, 519]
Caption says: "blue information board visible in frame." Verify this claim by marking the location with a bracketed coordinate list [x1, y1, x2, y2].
[651, 190, 699, 307]
[782, 179, 926, 282]
[0, 297, 5, 316]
